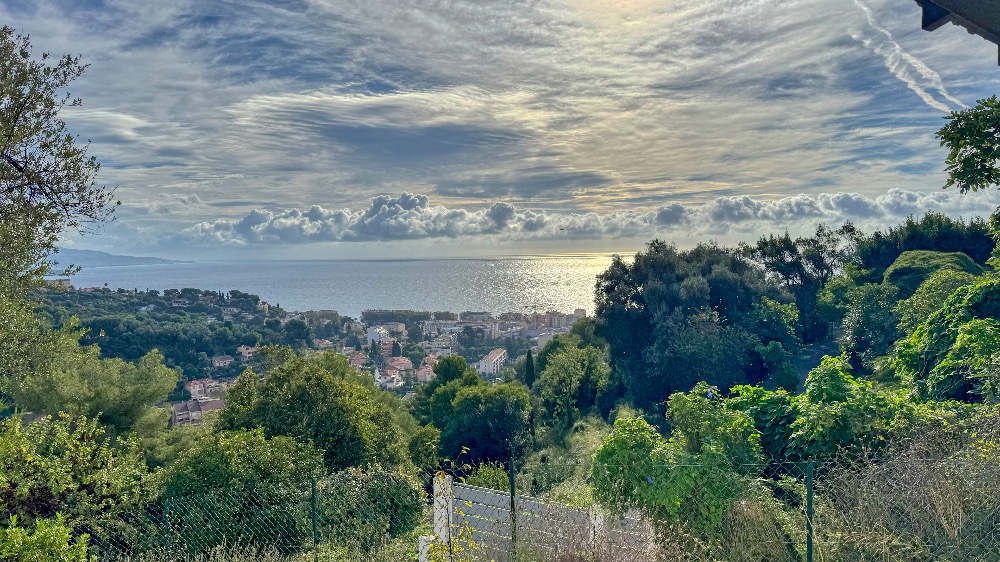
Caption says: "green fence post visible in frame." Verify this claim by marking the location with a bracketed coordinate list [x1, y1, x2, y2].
[806, 459, 814, 562]
[509, 457, 517, 562]
[312, 478, 319, 562]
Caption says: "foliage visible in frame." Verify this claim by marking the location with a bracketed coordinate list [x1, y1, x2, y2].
[0, 414, 148, 531]
[462, 462, 509, 491]
[789, 356, 902, 459]
[896, 268, 978, 335]
[882, 250, 982, 299]
[853, 212, 994, 277]
[0, 515, 93, 562]
[937, 95, 1000, 193]
[666, 382, 762, 469]
[0, 26, 117, 296]
[439, 382, 532, 464]
[743, 223, 860, 341]
[317, 468, 423, 555]
[535, 346, 610, 436]
[893, 274, 1000, 401]
[839, 283, 900, 371]
[154, 429, 324, 557]
[590, 416, 749, 537]
[407, 424, 440, 471]
[12, 337, 177, 436]
[726, 385, 796, 469]
[217, 351, 410, 472]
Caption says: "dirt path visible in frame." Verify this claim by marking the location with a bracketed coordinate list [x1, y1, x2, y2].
[791, 338, 841, 385]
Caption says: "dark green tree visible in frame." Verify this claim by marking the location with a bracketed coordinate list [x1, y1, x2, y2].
[439, 382, 532, 463]
[156, 429, 324, 557]
[523, 348, 536, 388]
[217, 351, 410, 471]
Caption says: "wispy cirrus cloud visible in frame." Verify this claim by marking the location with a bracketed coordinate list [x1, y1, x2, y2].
[4, 0, 997, 256]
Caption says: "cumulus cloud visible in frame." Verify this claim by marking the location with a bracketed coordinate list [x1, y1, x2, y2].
[165, 190, 1000, 247]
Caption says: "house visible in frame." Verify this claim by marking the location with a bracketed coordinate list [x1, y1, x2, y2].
[348, 352, 367, 371]
[257, 301, 270, 314]
[222, 307, 240, 315]
[171, 397, 225, 425]
[212, 355, 235, 369]
[170, 299, 189, 307]
[184, 377, 229, 399]
[476, 348, 507, 377]
[416, 365, 435, 384]
[313, 339, 334, 350]
[236, 345, 259, 361]
[386, 356, 413, 371]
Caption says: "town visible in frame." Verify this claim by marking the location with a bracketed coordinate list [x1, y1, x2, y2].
[173, 306, 588, 425]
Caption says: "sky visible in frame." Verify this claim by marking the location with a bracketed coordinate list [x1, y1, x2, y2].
[5, 0, 1000, 259]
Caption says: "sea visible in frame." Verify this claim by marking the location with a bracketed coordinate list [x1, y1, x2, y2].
[65, 254, 620, 319]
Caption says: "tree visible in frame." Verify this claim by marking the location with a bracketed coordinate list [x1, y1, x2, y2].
[12, 338, 177, 436]
[0, 414, 148, 532]
[218, 351, 410, 471]
[938, 95, 1000, 193]
[840, 283, 901, 371]
[391, 340, 402, 357]
[0, 26, 117, 295]
[896, 269, 977, 334]
[156, 429, 324, 557]
[439, 382, 532, 464]
[523, 348, 536, 388]
[596, 241, 777, 406]
[743, 224, 859, 341]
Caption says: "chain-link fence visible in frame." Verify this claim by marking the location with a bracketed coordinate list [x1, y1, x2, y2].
[426, 412, 1000, 562]
[39, 413, 998, 561]
[84, 469, 428, 562]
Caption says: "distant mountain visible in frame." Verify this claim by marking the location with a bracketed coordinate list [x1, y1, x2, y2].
[53, 248, 187, 268]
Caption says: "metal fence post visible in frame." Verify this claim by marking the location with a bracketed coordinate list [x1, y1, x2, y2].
[311, 478, 319, 562]
[806, 459, 814, 562]
[434, 473, 454, 556]
[509, 458, 517, 562]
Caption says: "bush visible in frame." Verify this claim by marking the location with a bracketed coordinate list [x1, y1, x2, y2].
[0, 515, 92, 562]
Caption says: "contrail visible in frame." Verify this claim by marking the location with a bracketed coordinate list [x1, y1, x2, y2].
[852, 0, 966, 113]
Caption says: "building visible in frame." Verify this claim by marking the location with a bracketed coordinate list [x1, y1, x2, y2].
[367, 326, 390, 345]
[171, 397, 224, 425]
[476, 348, 507, 377]
[386, 356, 414, 371]
[461, 311, 494, 323]
[184, 377, 230, 399]
[915, 0, 1000, 63]
[236, 345, 259, 361]
[212, 355, 235, 368]
[348, 351, 367, 371]
[44, 278, 73, 289]
[416, 365, 435, 384]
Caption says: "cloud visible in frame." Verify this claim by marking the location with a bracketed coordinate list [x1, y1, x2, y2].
[162, 190, 1000, 247]
[850, 0, 967, 113]
[6, 0, 999, 259]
